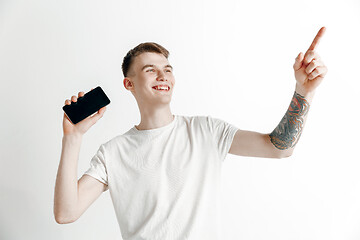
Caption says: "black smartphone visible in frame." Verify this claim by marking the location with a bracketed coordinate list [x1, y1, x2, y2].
[63, 86, 111, 124]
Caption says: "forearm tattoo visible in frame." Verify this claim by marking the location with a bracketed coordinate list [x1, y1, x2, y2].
[269, 91, 310, 150]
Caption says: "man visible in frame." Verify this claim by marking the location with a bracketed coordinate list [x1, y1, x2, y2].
[54, 27, 328, 239]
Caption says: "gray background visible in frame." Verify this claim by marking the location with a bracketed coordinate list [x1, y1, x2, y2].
[1, 0, 359, 239]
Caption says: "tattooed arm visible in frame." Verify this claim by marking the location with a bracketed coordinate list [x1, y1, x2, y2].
[269, 91, 311, 151]
[228, 88, 314, 158]
[229, 27, 327, 158]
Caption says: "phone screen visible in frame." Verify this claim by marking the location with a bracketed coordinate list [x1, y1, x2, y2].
[63, 86, 111, 124]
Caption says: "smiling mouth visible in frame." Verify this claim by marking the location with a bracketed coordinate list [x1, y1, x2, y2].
[152, 85, 170, 91]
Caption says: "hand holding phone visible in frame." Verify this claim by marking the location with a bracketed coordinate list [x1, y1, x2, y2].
[62, 87, 110, 136]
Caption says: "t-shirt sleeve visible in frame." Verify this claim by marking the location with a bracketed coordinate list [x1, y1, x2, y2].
[207, 115, 239, 161]
[83, 144, 109, 191]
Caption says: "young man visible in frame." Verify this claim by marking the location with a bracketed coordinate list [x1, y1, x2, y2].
[54, 27, 328, 239]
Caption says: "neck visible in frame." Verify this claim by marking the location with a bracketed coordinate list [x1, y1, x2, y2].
[135, 104, 174, 130]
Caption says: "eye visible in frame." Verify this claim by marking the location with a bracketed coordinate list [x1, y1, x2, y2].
[146, 69, 155, 72]
[166, 69, 172, 72]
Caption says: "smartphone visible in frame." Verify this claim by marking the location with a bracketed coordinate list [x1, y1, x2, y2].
[63, 86, 111, 124]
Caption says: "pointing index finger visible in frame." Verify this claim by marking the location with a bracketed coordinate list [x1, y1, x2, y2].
[308, 26, 326, 51]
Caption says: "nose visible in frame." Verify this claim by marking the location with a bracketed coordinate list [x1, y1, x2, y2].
[156, 71, 167, 82]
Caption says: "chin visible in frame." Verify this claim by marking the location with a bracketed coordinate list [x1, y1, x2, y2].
[156, 98, 172, 105]
[153, 95, 172, 104]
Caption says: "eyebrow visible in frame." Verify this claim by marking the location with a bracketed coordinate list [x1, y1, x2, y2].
[141, 64, 173, 71]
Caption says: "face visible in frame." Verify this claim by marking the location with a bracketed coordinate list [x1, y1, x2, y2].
[123, 52, 175, 106]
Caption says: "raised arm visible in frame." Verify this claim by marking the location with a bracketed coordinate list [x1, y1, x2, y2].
[54, 90, 107, 224]
[229, 27, 328, 158]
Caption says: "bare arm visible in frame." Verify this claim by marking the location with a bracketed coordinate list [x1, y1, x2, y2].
[229, 27, 328, 158]
[54, 134, 83, 223]
[54, 90, 107, 224]
[268, 89, 313, 157]
[228, 89, 312, 158]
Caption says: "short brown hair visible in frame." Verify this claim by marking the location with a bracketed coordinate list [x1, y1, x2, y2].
[121, 42, 170, 77]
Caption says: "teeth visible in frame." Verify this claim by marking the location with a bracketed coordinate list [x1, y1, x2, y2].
[153, 86, 169, 91]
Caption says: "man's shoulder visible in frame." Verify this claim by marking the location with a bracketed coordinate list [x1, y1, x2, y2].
[100, 130, 132, 149]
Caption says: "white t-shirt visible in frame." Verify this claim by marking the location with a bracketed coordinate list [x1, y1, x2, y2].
[83, 114, 239, 240]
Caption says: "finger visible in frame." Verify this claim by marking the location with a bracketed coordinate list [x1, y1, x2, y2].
[304, 50, 321, 65]
[305, 59, 321, 75]
[308, 66, 328, 80]
[71, 95, 77, 102]
[308, 26, 326, 51]
[78, 91, 85, 97]
[89, 106, 106, 124]
[305, 75, 324, 91]
[98, 106, 106, 115]
[64, 99, 71, 105]
[293, 52, 304, 71]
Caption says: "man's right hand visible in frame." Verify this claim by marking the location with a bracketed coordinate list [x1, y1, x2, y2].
[63, 88, 106, 137]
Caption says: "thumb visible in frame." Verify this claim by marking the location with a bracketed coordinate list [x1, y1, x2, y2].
[89, 106, 106, 123]
[95, 106, 106, 118]
[293, 52, 304, 71]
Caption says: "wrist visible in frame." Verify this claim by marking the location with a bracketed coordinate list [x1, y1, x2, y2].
[295, 83, 315, 101]
[63, 134, 83, 142]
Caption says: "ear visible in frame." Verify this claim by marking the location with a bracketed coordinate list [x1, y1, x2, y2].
[123, 78, 134, 90]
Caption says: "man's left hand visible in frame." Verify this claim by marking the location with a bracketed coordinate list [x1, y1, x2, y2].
[293, 27, 328, 95]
